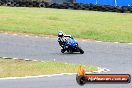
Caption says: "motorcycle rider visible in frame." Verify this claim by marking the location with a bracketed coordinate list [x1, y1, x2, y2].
[58, 31, 71, 49]
[58, 31, 84, 54]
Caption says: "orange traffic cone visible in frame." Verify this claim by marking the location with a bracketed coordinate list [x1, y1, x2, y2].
[78, 65, 85, 76]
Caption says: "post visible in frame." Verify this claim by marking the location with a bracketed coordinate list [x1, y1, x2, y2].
[114, 0, 117, 6]
[96, 0, 98, 4]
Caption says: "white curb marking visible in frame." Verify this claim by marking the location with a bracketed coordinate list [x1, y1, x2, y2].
[0, 73, 76, 80]
[0, 56, 110, 80]
[35, 36, 38, 38]
[96, 41, 102, 43]
[114, 42, 119, 44]
[2, 57, 8, 58]
[64, 62, 68, 64]
[96, 67, 110, 73]
[82, 40, 87, 42]
[13, 34, 17, 36]
[4, 32, 8, 35]
[12, 58, 19, 60]
[0, 67, 110, 80]
[33, 60, 38, 62]
[128, 43, 132, 45]
[25, 35, 29, 37]
[1, 32, 132, 45]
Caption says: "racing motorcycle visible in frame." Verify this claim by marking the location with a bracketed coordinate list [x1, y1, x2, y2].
[58, 37, 84, 54]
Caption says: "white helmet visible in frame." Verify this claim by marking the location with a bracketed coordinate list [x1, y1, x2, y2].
[58, 31, 64, 37]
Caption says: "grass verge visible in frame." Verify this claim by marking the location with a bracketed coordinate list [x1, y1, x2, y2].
[0, 6, 132, 42]
[0, 58, 97, 78]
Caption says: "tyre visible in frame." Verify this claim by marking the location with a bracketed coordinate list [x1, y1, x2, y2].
[61, 49, 65, 53]
[76, 75, 86, 85]
[16, 4, 20, 7]
[39, 3, 45, 8]
[78, 47, 84, 54]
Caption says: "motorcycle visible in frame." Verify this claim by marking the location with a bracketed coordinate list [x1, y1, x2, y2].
[58, 37, 84, 54]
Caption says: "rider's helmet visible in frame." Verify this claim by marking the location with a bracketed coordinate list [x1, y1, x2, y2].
[58, 31, 64, 37]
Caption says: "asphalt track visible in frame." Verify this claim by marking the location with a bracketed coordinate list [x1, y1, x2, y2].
[0, 33, 132, 88]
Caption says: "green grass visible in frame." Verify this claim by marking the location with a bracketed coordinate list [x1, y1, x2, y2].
[0, 58, 97, 78]
[0, 6, 132, 42]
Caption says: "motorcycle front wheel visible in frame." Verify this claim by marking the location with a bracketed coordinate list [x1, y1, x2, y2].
[61, 49, 65, 53]
[78, 47, 84, 54]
